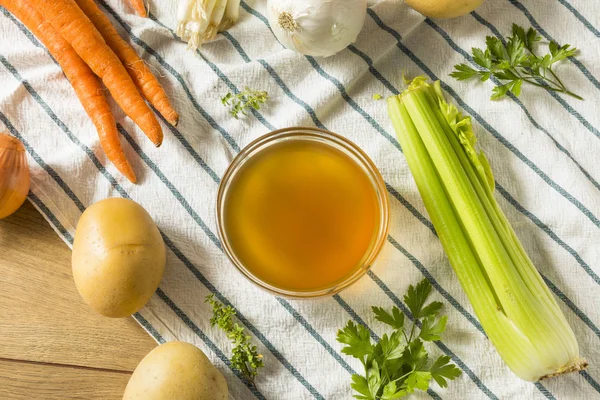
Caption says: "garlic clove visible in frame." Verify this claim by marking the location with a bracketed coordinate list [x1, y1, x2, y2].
[0, 133, 30, 219]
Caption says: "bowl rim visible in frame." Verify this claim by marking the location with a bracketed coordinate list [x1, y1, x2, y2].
[216, 127, 390, 299]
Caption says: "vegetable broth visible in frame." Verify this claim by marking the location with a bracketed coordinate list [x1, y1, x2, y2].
[223, 139, 381, 292]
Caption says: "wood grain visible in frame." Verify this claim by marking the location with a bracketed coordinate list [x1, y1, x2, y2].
[0, 201, 156, 398]
[0, 359, 130, 400]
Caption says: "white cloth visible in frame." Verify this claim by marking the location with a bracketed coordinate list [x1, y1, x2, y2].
[1, 0, 599, 398]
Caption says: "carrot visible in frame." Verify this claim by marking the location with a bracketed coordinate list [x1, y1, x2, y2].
[75, 0, 179, 125]
[27, 0, 163, 147]
[1, 0, 137, 183]
[127, 0, 147, 18]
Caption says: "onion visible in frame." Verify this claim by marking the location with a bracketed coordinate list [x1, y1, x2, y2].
[0, 133, 30, 219]
[266, 0, 367, 57]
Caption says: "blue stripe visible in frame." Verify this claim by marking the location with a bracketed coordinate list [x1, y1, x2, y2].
[133, 312, 166, 344]
[333, 294, 379, 342]
[425, 16, 600, 193]
[379, 239, 485, 335]
[366, 272, 498, 400]
[469, 12, 600, 143]
[360, 11, 600, 392]
[237, 0, 600, 341]
[540, 276, 600, 339]
[27, 192, 73, 243]
[96, 0, 241, 153]
[153, 107, 221, 183]
[386, 185, 437, 235]
[275, 298, 356, 377]
[158, 238, 323, 399]
[154, 288, 266, 399]
[304, 55, 403, 151]
[112, 134, 324, 398]
[496, 184, 600, 287]
[234, 3, 600, 396]
[26, 181, 259, 396]
[557, 0, 600, 38]
[224, 28, 440, 249]
[94, 5, 367, 392]
[333, 294, 442, 400]
[221, 30, 326, 130]
[347, 45, 399, 95]
[0, 7, 42, 48]
[147, 14, 276, 132]
[117, 125, 334, 398]
[237, 4, 600, 396]
[60, 4, 379, 394]
[117, 125, 222, 249]
[225, 6, 498, 396]
[366, 8, 600, 231]
[580, 370, 600, 393]
[534, 382, 555, 400]
[239, 1, 600, 290]
[4, 6, 596, 396]
[0, 55, 322, 398]
[507, 0, 600, 95]
[220, 10, 495, 397]
[257, 58, 325, 129]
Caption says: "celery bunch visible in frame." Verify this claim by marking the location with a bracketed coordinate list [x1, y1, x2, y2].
[387, 77, 587, 381]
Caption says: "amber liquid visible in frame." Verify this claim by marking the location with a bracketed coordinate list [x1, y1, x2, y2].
[223, 139, 381, 293]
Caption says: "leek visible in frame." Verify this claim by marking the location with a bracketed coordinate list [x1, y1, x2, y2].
[387, 77, 587, 382]
[176, 0, 240, 50]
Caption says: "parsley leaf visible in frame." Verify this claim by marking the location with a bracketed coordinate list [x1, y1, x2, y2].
[419, 315, 448, 342]
[450, 63, 479, 81]
[450, 24, 582, 100]
[380, 331, 404, 360]
[337, 279, 461, 399]
[373, 306, 405, 330]
[351, 374, 374, 399]
[381, 381, 408, 399]
[430, 355, 463, 388]
[404, 280, 442, 320]
[338, 321, 374, 360]
[406, 371, 432, 392]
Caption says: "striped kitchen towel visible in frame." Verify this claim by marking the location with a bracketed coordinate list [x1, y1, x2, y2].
[1, 0, 599, 398]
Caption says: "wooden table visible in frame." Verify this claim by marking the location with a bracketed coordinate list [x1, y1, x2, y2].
[0, 201, 157, 399]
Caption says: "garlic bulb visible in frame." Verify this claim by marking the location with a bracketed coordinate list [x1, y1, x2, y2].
[266, 0, 367, 57]
[0, 133, 30, 219]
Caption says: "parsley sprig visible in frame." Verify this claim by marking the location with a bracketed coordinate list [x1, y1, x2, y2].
[451, 24, 582, 100]
[336, 279, 461, 399]
[206, 294, 264, 385]
[221, 87, 269, 119]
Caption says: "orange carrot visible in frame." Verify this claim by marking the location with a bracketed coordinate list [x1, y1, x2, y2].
[27, 0, 163, 147]
[75, 0, 178, 125]
[1, 0, 137, 182]
[128, 0, 147, 18]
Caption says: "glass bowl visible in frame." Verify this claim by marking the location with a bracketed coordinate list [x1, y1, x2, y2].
[216, 127, 390, 299]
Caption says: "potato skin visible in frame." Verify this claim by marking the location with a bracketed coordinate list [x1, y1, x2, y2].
[72, 198, 165, 318]
[405, 0, 483, 19]
[123, 341, 228, 400]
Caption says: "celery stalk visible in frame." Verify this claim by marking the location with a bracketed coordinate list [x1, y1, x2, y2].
[387, 77, 587, 381]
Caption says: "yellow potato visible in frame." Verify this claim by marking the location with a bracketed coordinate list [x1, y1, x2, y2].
[405, 0, 483, 19]
[123, 341, 228, 400]
[72, 198, 165, 318]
